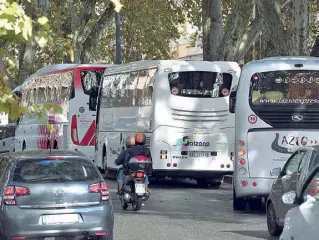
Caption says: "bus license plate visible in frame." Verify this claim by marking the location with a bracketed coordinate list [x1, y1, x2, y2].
[188, 151, 210, 158]
[135, 183, 146, 194]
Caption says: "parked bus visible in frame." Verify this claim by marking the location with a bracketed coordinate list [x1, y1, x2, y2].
[232, 56, 319, 211]
[95, 60, 241, 187]
[14, 64, 111, 161]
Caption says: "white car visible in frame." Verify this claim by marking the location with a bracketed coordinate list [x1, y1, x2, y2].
[280, 165, 319, 240]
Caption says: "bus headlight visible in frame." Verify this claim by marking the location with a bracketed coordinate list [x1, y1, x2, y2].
[239, 167, 247, 175]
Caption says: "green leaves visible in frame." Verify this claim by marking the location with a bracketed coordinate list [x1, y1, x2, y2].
[38, 16, 48, 25]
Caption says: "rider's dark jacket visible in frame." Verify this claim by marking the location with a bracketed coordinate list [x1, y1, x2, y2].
[115, 145, 152, 175]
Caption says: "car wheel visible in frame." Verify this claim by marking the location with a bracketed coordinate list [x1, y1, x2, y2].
[233, 189, 246, 210]
[267, 202, 282, 236]
[248, 198, 262, 211]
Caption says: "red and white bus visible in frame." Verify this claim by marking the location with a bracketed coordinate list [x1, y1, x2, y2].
[14, 64, 111, 162]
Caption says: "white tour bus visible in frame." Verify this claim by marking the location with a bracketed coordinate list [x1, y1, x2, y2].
[14, 64, 111, 161]
[232, 56, 319, 211]
[95, 60, 241, 187]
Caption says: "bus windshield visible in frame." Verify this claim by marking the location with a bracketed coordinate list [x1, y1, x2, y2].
[168, 71, 232, 98]
[250, 70, 319, 105]
[81, 70, 104, 95]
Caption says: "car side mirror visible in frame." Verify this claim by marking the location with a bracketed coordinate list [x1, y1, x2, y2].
[229, 89, 237, 113]
[270, 167, 281, 177]
[282, 191, 297, 205]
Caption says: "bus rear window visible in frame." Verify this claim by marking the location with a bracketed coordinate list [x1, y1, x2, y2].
[168, 71, 233, 98]
[250, 70, 319, 105]
[81, 70, 104, 95]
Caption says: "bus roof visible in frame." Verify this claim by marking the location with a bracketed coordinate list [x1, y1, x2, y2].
[23, 63, 113, 84]
[259, 56, 319, 61]
[103, 60, 240, 75]
[242, 56, 319, 71]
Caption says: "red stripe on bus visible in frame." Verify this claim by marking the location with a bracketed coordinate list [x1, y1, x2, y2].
[71, 115, 79, 145]
[80, 120, 96, 146]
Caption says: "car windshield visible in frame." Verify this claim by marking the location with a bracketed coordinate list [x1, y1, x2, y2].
[13, 158, 100, 182]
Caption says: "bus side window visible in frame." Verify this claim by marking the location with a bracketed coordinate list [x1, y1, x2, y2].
[229, 85, 238, 113]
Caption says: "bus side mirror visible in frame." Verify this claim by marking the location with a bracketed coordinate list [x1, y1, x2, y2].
[229, 89, 237, 113]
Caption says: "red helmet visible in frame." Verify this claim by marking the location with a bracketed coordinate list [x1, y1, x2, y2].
[135, 132, 146, 145]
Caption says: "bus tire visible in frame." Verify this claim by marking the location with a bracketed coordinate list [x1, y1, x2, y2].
[233, 189, 246, 210]
[196, 178, 209, 188]
[248, 198, 262, 211]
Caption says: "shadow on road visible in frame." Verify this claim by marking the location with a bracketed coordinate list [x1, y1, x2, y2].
[221, 230, 279, 240]
[149, 178, 229, 190]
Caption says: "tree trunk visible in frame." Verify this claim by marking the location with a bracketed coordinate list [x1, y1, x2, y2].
[311, 35, 319, 56]
[216, 0, 258, 61]
[81, 4, 114, 63]
[202, 0, 222, 61]
[17, 42, 38, 85]
[291, 0, 308, 55]
[257, 0, 290, 57]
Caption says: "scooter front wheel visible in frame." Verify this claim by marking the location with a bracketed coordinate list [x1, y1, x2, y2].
[120, 197, 129, 210]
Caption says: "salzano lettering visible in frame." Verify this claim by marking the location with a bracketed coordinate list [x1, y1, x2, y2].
[183, 136, 210, 147]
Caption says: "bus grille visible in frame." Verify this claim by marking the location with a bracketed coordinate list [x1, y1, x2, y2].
[252, 108, 319, 129]
[171, 108, 229, 122]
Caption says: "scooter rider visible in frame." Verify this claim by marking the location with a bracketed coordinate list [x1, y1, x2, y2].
[115, 136, 135, 195]
[115, 132, 152, 195]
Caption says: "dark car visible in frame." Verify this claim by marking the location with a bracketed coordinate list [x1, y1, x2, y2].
[0, 150, 114, 240]
[266, 145, 319, 236]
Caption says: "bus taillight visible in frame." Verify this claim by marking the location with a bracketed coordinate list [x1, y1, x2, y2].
[239, 167, 247, 175]
[230, 152, 235, 161]
[241, 180, 247, 187]
[238, 141, 245, 147]
[238, 159, 246, 165]
[160, 150, 167, 159]
[237, 150, 245, 157]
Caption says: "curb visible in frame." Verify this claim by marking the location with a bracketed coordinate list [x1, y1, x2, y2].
[223, 175, 233, 184]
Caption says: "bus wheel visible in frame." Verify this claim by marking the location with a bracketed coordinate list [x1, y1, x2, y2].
[196, 178, 209, 188]
[248, 198, 262, 211]
[233, 189, 246, 211]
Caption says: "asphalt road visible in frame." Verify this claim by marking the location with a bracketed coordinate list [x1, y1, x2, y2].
[106, 178, 279, 240]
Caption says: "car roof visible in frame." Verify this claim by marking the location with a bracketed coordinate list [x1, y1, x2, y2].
[3, 150, 88, 161]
